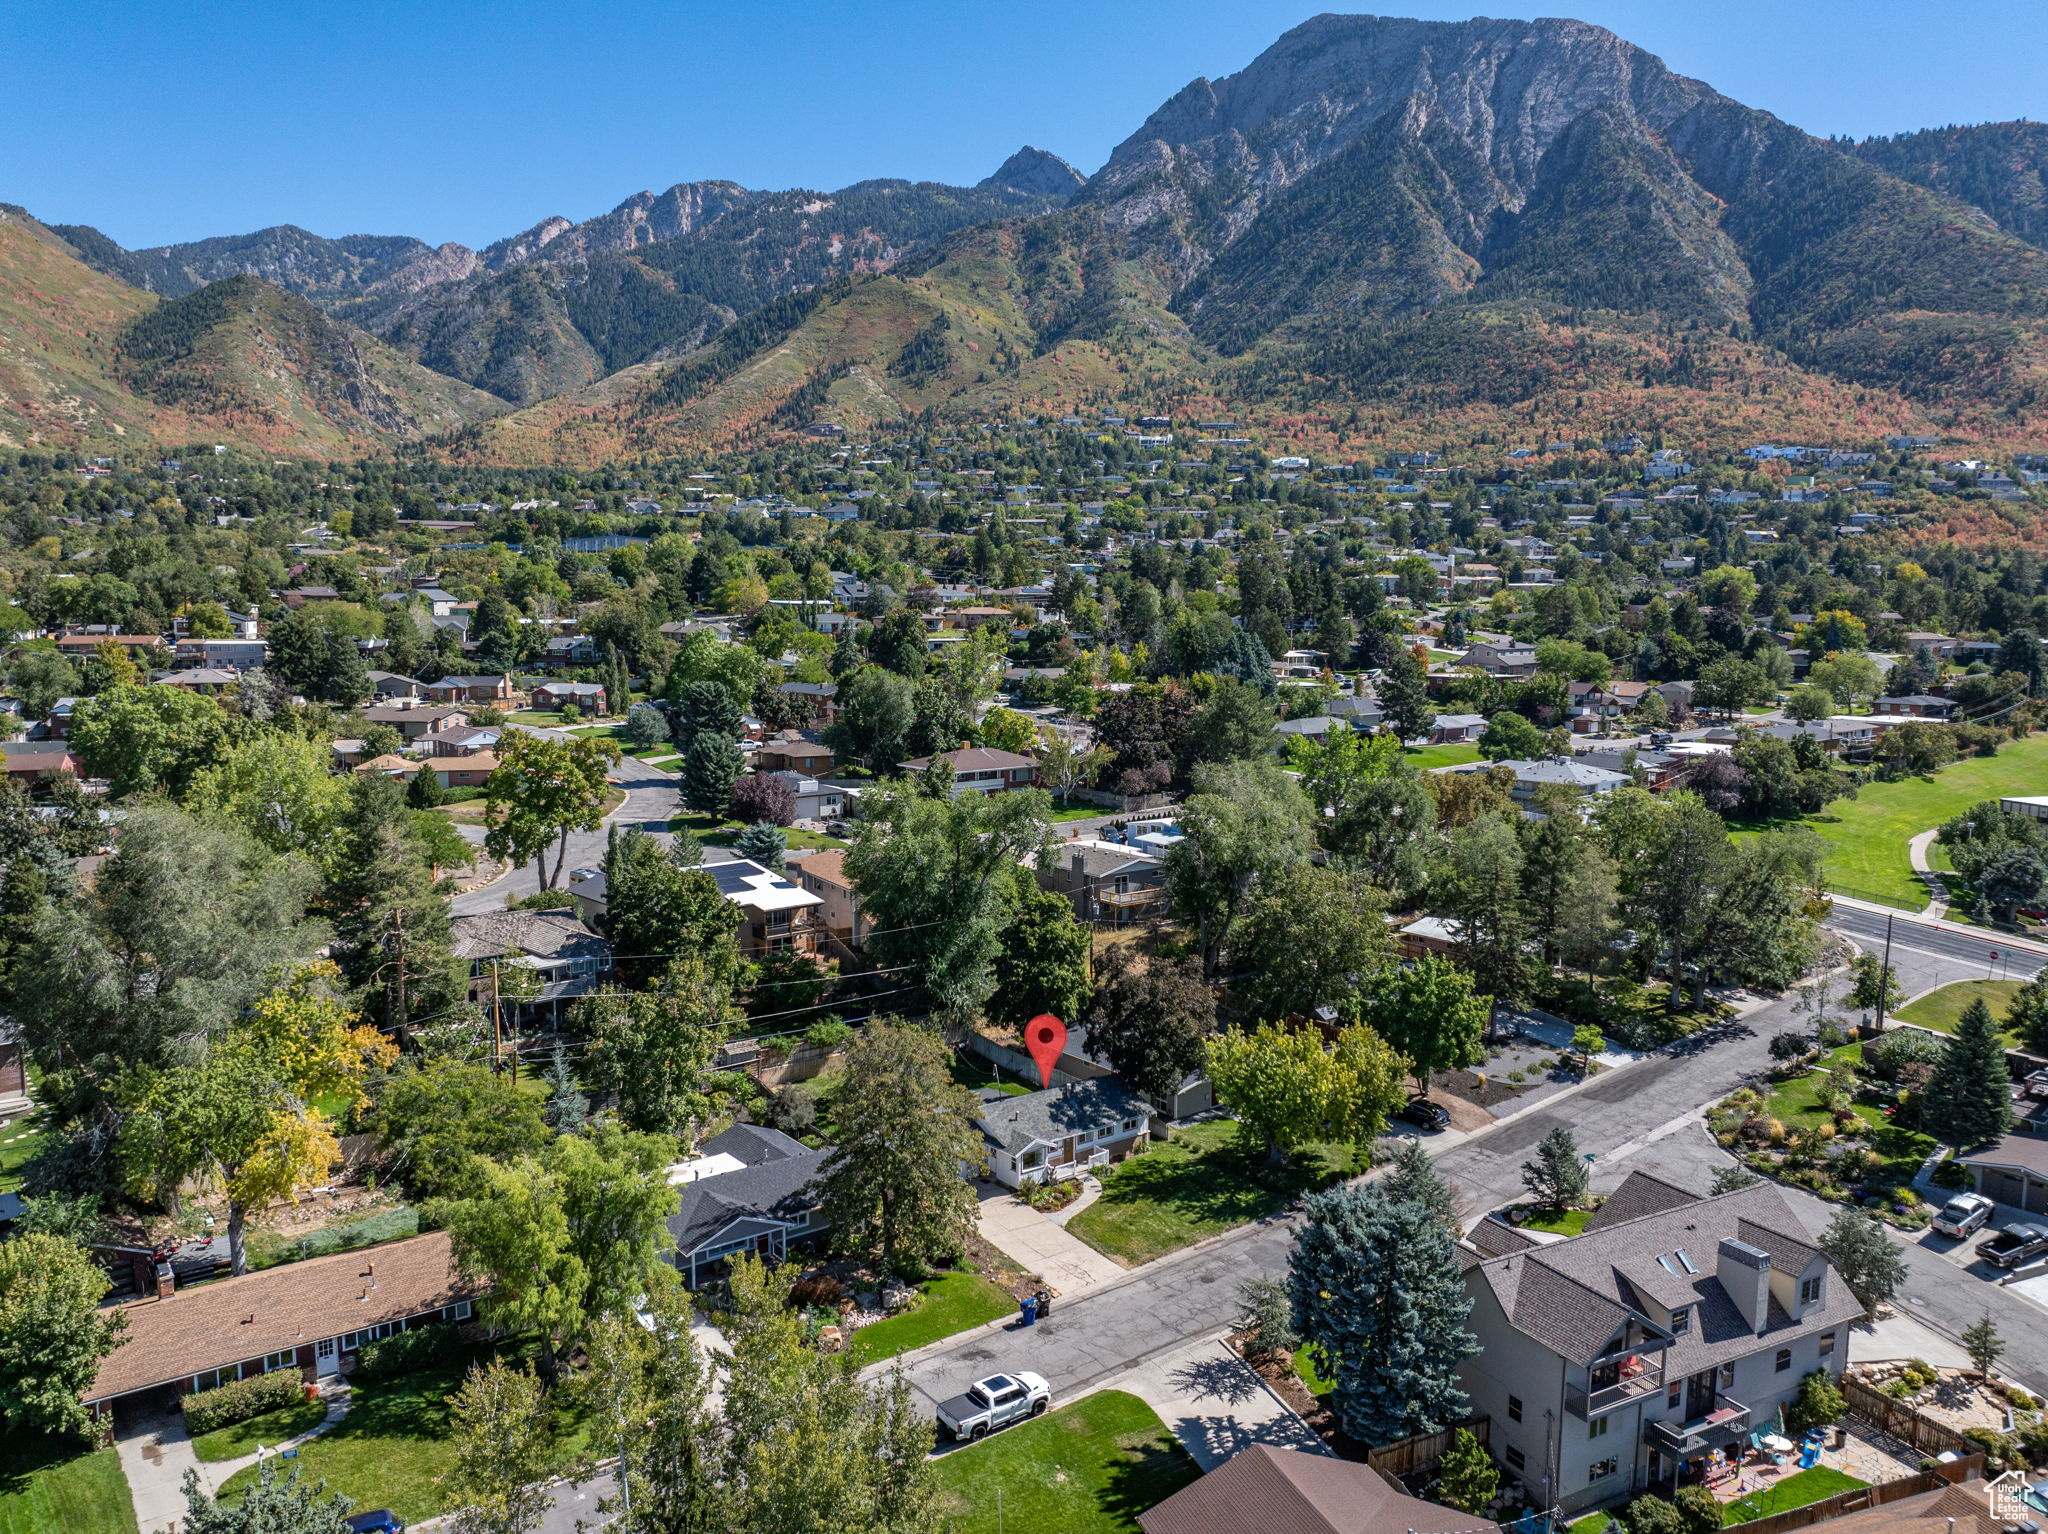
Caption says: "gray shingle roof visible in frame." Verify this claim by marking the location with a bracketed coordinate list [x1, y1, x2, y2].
[668, 1142, 830, 1256]
[974, 1078, 1150, 1153]
[1586, 1170, 1701, 1232]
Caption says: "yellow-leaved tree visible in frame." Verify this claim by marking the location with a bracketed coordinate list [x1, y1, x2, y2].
[119, 962, 396, 1274]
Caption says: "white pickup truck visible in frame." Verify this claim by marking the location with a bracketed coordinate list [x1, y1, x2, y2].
[936, 1372, 1051, 1441]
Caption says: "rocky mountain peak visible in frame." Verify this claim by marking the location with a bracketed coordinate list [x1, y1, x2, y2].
[977, 146, 1085, 197]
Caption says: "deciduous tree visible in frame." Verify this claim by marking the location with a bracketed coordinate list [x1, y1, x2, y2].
[1082, 947, 1216, 1107]
[1234, 865, 1390, 1021]
[1205, 1021, 1406, 1161]
[442, 1359, 555, 1534]
[1165, 758, 1316, 974]
[988, 882, 1092, 1030]
[0, 1233, 125, 1437]
[1349, 955, 1489, 1095]
[484, 732, 621, 889]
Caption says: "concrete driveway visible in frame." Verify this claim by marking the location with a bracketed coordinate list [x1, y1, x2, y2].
[975, 1184, 1126, 1296]
[114, 1402, 202, 1533]
[1100, 1336, 1326, 1471]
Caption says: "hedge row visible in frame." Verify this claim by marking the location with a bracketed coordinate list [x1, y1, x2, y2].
[353, 1322, 463, 1383]
[181, 1368, 304, 1434]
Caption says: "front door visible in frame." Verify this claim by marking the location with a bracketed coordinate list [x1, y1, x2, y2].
[1685, 1368, 1717, 1421]
[1061, 1136, 1077, 1165]
[314, 1337, 340, 1378]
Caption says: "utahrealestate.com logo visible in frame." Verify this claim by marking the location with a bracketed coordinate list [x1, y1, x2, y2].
[1988, 1471, 2039, 1520]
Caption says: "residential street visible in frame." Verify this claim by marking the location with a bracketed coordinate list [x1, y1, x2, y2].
[451, 751, 682, 915]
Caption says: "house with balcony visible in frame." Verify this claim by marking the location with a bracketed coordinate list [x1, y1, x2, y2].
[789, 848, 869, 952]
[1038, 840, 1166, 924]
[450, 909, 613, 1020]
[707, 857, 824, 955]
[1456, 1172, 1860, 1515]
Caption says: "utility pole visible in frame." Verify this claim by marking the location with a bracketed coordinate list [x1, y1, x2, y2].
[1874, 914, 1895, 1034]
[490, 960, 502, 1076]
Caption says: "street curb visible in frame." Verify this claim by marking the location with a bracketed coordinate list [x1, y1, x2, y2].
[1831, 895, 2048, 958]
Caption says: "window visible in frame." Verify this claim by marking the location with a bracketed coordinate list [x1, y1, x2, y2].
[1775, 1348, 1792, 1373]
[1800, 1275, 1824, 1306]
[262, 1350, 298, 1372]
[1506, 1447, 1526, 1472]
[1668, 1306, 1690, 1334]
[1588, 1417, 1609, 1440]
[1668, 1382, 1682, 1409]
[443, 1300, 473, 1322]
[1719, 1363, 1736, 1390]
[1508, 1395, 1523, 1423]
[1020, 1150, 1044, 1169]
[1590, 1459, 1618, 1483]
[1122, 1118, 1142, 1133]
[1819, 1331, 1836, 1358]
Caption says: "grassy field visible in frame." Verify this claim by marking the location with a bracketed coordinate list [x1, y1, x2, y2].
[0, 1433, 136, 1534]
[675, 811, 846, 853]
[215, 1355, 591, 1526]
[1521, 1208, 1592, 1235]
[190, 1399, 330, 1462]
[1726, 1467, 1867, 1524]
[1894, 980, 2025, 1044]
[931, 1391, 1200, 1534]
[1747, 734, 2048, 910]
[0, 1112, 46, 1194]
[1066, 1120, 1364, 1266]
[1403, 743, 1484, 770]
[843, 1270, 1016, 1365]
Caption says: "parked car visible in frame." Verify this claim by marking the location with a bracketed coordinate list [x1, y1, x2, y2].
[1400, 1098, 1452, 1132]
[935, 1371, 1051, 1441]
[1975, 1222, 2048, 1269]
[1932, 1192, 1996, 1239]
[345, 1514, 406, 1534]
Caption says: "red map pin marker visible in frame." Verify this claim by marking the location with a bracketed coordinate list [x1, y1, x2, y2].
[1024, 1014, 1067, 1089]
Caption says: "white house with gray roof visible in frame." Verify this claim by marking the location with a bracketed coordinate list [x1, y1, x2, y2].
[975, 1079, 1153, 1189]
[1457, 1172, 1861, 1515]
[665, 1124, 831, 1286]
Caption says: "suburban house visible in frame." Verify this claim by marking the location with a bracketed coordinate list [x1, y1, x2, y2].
[1456, 1172, 1861, 1515]
[899, 745, 1039, 795]
[1429, 713, 1489, 744]
[425, 675, 520, 706]
[1275, 715, 1340, 745]
[450, 909, 612, 1017]
[671, 856, 827, 955]
[1140, 1444, 1498, 1534]
[0, 1020, 26, 1115]
[974, 1078, 1153, 1189]
[365, 670, 423, 700]
[280, 585, 344, 607]
[429, 752, 500, 789]
[174, 637, 267, 672]
[1, 739, 80, 785]
[1569, 680, 1657, 730]
[421, 724, 502, 757]
[56, 632, 161, 661]
[666, 1123, 831, 1287]
[352, 753, 420, 779]
[765, 772, 848, 824]
[1497, 758, 1630, 804]
[83, 1232, 479, 1413]
[789, 848, 868, 952]
[532, 680, 607, 713]
[1956, 1136, 2048, 1216]
[1456, 642, 1540, 678]
[153, 667, 236, 694]
[1871, 695, 1956, 720]
[1038, 840, 1166, 924]
[361, 703, 470, 741]
[754, 735, 836, 775]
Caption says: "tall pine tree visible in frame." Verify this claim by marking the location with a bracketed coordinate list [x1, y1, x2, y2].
[1288, 1183, 1476, 1446]
[1922, 999, 2013, 1148]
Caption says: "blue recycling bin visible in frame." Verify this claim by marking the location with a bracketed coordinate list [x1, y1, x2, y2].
[1020, 1296, 1039, 1327]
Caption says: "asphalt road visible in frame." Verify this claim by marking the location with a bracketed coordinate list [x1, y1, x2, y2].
[1825, 902, 2044, 987]
[451, 753, 683, 916]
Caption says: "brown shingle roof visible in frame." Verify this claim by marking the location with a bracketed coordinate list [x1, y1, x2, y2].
[1140, 1445, 1498, 1534]
[794, 848, 852, 892]
[89, 1232, 477, 1401]
[1585, 1170, 1700, 1232]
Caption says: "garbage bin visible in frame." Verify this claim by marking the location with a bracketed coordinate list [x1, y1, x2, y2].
[1019, 1296, 1038, 1327]
[1035, 1288, 1052, 1318]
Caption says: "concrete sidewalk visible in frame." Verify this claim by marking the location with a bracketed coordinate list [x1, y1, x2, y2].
[1099, 1335, 1327, 1471]
[975, 1184, 1126, 1296]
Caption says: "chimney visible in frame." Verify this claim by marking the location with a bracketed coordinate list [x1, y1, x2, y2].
[154, 1262, 175, 1301]
[1071, 850, 1085, 874]
[1717, 1238, 1773, 1332]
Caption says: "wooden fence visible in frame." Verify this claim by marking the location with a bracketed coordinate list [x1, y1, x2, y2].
[1367, 1414, 1490, 1483]
[1728, 1455, 1984, 1534]
[1842, 1377, 1976, 1458]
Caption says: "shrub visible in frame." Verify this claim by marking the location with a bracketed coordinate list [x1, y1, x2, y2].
[730, 771, 797, 826]
[1770, 1031, 1813, 1064]
[181, 1369, 304, 1434]
[1673, 1485, 1725, 1534]
[787, 1273, 844, 1309]
[1786, 1369, 1846, 1435]
[1867, 1029, 1944, 1082]
[353, 1320, 464, 1383]
[761, 1086, 818, 1137]
[803, 1019, 853, 1051]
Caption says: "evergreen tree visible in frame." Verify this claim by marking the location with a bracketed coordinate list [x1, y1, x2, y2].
[1288, 1183, 1476, 1446]
[1817, 1208, 1905, 1308]
[407, 763, 447, 808]
[1381, 1138, 1458, 1232]
[328, 776, 466, 1031]
[731, 821, 787, 865]
[681, 732, 744, 817]
[1376, 650, 1435, 741]
[1962, 1313, 2005, 1381]
[1520, 1124, 1589, 1211]
[1436, 1428, 1499, 1515]
[175, 1461, 353, 1533]
[541, 1046, 587, 1134]
[1922, 1000, 2013, 1148]
[2008, 972, 2048, 1055]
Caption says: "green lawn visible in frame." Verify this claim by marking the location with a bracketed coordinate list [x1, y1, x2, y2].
[676, 812, 846, 853]
[190, 1399, 331, 1463]
[844, 1271, 1016, 1366]
[931, 1390, 1200, 1534]
[1294, 1347, 1334, 1395]
[1748, 734, 2048, 910]
[0, 1113, 47, 1194]
[0, 1432, 136, 1534]
[1726, 1467, 1867, 1524]
[215, 1354, 591, 1527]
[1521, 1208, 1592, 1235]
[1762, 1043, 1880, 1127]
[1566, 1515, 1613, 1534]
[1403, 743, 1484, 770]
[1049, 804, 1104, 822]
[1894, 980, 2025, 1045]
[948, 1051, 1035, 1097]
[1066, 1120, 1364, 1266]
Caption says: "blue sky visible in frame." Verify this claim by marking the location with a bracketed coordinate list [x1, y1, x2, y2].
[6, 0, 2043, 251]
